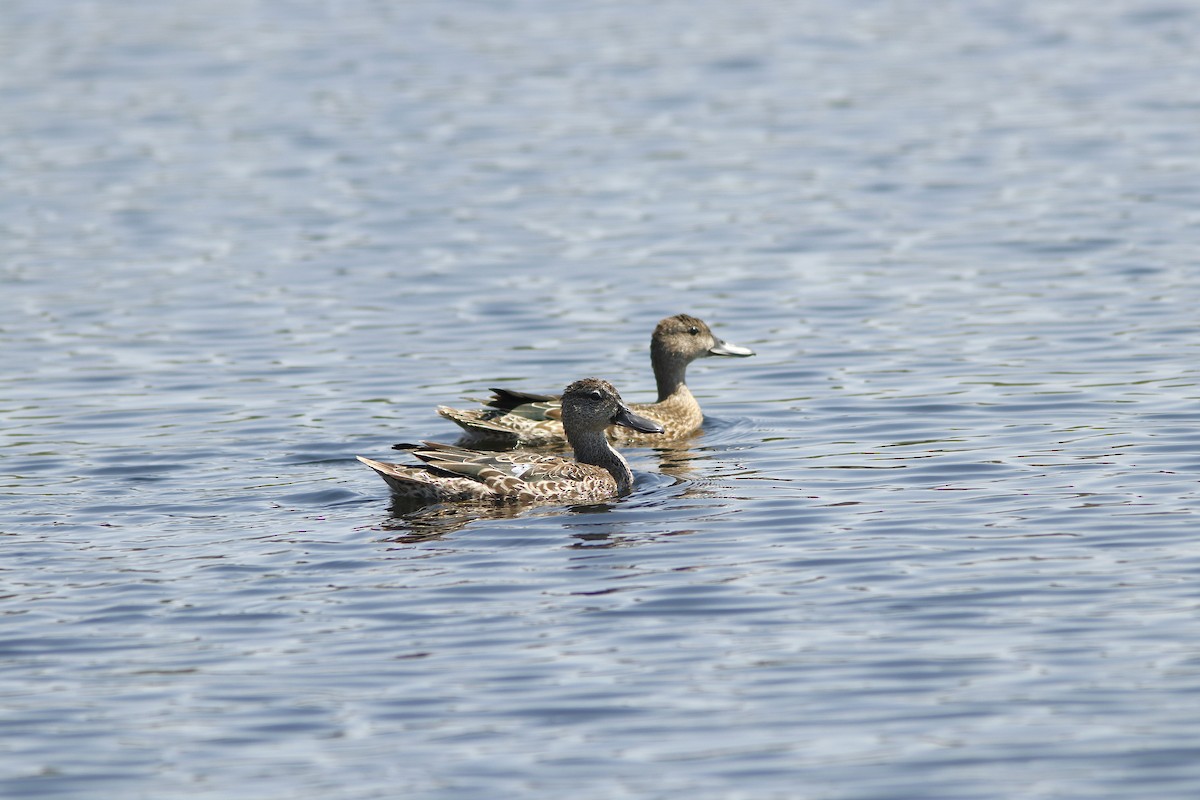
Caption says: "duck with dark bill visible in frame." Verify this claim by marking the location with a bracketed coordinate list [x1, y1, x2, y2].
[358, 378, 663, 504]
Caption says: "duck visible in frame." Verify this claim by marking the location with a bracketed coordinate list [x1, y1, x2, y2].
[358, 378, 664, 504]
[437, 314, 754, 447]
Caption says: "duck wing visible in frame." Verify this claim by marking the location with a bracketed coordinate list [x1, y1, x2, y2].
[484, 388, 563, 421]
[412, 441, 607, 495]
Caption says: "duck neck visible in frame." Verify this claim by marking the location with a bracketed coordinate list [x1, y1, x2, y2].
[651, 342, 690, 402]
[568, 427, 634, 495]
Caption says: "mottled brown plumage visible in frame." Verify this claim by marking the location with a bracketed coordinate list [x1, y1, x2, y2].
[437, 314, 754, 446]
[358, 379, 663, 504]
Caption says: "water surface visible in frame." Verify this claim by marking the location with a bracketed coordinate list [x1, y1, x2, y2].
[3, 1, 1200, 798]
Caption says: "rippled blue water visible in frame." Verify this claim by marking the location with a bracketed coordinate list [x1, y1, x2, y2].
[3, 1, 1200, 798]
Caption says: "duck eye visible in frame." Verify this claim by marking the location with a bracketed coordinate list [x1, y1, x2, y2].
[688, 326, 699, 335]
[589, 390, 603, 401]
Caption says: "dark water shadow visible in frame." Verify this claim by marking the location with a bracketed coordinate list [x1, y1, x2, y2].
[376, 498, 528, 542]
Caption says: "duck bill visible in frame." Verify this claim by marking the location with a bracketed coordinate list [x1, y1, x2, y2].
[708, 337, 755, 357]
[611, 404, 665, 435]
